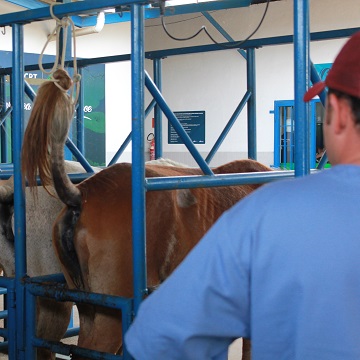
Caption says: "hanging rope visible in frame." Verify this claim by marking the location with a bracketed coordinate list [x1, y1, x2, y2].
[38, 3, 81, 105]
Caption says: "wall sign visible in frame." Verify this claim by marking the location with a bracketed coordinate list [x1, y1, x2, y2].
[168, 111, 205, 144]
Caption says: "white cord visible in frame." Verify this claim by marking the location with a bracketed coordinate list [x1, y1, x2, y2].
[38, 3, 81, 105]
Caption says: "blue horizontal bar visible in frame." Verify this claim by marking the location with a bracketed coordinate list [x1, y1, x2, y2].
[0, 288, 7, 295]
[5, 0, 46, 9]
[146, 27, 360, 59]
[64, 327, 79, 339]
[0, 277, 13, 288]
[0, 310, 7, 320]
[26, 281, 132, 310]
[72, 0, 251, 26]
[0, 28, 358, 76]
[32, 337, 122, 360]
[0, 328, 8, 339]
[0, 0, 146, 26]
[145, 169, 320, 191]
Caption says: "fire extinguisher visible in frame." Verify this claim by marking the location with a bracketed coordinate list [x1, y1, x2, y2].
[147, 132, 155, 160]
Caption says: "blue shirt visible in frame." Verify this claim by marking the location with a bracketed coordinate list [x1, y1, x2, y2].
[125, 165, 360, 360]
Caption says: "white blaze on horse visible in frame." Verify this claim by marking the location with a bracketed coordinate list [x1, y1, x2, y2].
[21, 69, 271, 359]
[0, 161, 100, 360]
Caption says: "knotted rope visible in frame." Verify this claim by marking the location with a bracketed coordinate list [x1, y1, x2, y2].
[38, 3, 81, 105]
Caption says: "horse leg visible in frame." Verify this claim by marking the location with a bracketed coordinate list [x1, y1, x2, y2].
[74, 306, 122, 359]
[36, 297, 72, 360]
[242, 338, 251, 360]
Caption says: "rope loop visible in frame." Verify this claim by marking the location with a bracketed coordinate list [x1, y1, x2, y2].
[38, 3, 80, 105]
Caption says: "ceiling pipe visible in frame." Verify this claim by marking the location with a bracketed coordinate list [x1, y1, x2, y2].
[48, 11, 105, 41]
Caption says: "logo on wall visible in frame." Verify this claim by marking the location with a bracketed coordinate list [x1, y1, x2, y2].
[314, 63, 332, 81]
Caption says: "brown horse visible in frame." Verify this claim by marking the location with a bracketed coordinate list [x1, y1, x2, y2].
[21, 69, 271, 359]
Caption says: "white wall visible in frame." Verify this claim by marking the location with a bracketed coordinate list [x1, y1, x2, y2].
[0, 0, 359, 166]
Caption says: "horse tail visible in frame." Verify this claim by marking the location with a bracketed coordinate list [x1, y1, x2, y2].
[21, 69, 82, 208]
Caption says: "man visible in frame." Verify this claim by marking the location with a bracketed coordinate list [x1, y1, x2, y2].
[125, 31, 360, 359]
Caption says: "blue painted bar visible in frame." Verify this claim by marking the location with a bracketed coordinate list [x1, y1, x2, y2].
[131, 3, 146, 315]
[0, 328, 8, 339]
[146, 27, 360, 59]
[145, 98, 156, 118]
[76, 68, 85, 154]
[206, 91, 251, 164]
[310, 101, 316, 169]
[145, 71, 214, 175]
[107, 131, 132, 166]
[25, 284, 36, 360]
[65, 138, 94, 173]
[0, 75, 7, 163]
[12, 23, 27, 360]
[75, 0, 251, 26]
[0, 0, 146, 26]
[153, 58, 163, 159]
[0, 29, 358, 77]
[0, 107, 12, 124]
[31, 338, 123, 360]
[317, 152, 328, 169]
[24, 81, 36, 101]
[4, 280, 16, 358]
[310, 61, 327, 105]
[294, 0, 310, 177]
[247, 48, 257, 160]
[201, 11, 247, 59]
[26, 280, 132, 309]
[145, 169, 321, 191]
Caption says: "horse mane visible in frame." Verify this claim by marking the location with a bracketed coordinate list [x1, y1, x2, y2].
[21, 69, 82, 207]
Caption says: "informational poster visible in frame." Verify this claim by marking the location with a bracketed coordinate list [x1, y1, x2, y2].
[168, 111, 205, 144]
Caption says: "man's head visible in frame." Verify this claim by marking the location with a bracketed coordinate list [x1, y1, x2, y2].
[304, 31, 360, 165]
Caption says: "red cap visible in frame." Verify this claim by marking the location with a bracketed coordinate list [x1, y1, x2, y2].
[304, 31, 360, 102]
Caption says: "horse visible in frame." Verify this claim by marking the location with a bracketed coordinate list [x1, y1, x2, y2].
[0, 161, 101, 360]
[21, 69, 272, 359]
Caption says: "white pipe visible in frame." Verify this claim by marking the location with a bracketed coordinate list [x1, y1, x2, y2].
[48, 11, 105, 41]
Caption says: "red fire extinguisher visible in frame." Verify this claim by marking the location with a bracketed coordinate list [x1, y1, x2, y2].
[147, 132, 155, 160]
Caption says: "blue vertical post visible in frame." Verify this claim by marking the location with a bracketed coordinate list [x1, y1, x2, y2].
[294, 0, 310, 177]
[131, 3, 146, 314]
[153, 58, 163, 159]
[273, 105, 280, 168]
[0, 75, 7, 163]
[12, 23, 27, 360]
[76, 67, 85, 155]
[247, 48, 257, 160]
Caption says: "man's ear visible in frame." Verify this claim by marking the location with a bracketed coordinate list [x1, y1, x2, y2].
[328, 93, 346, 134]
